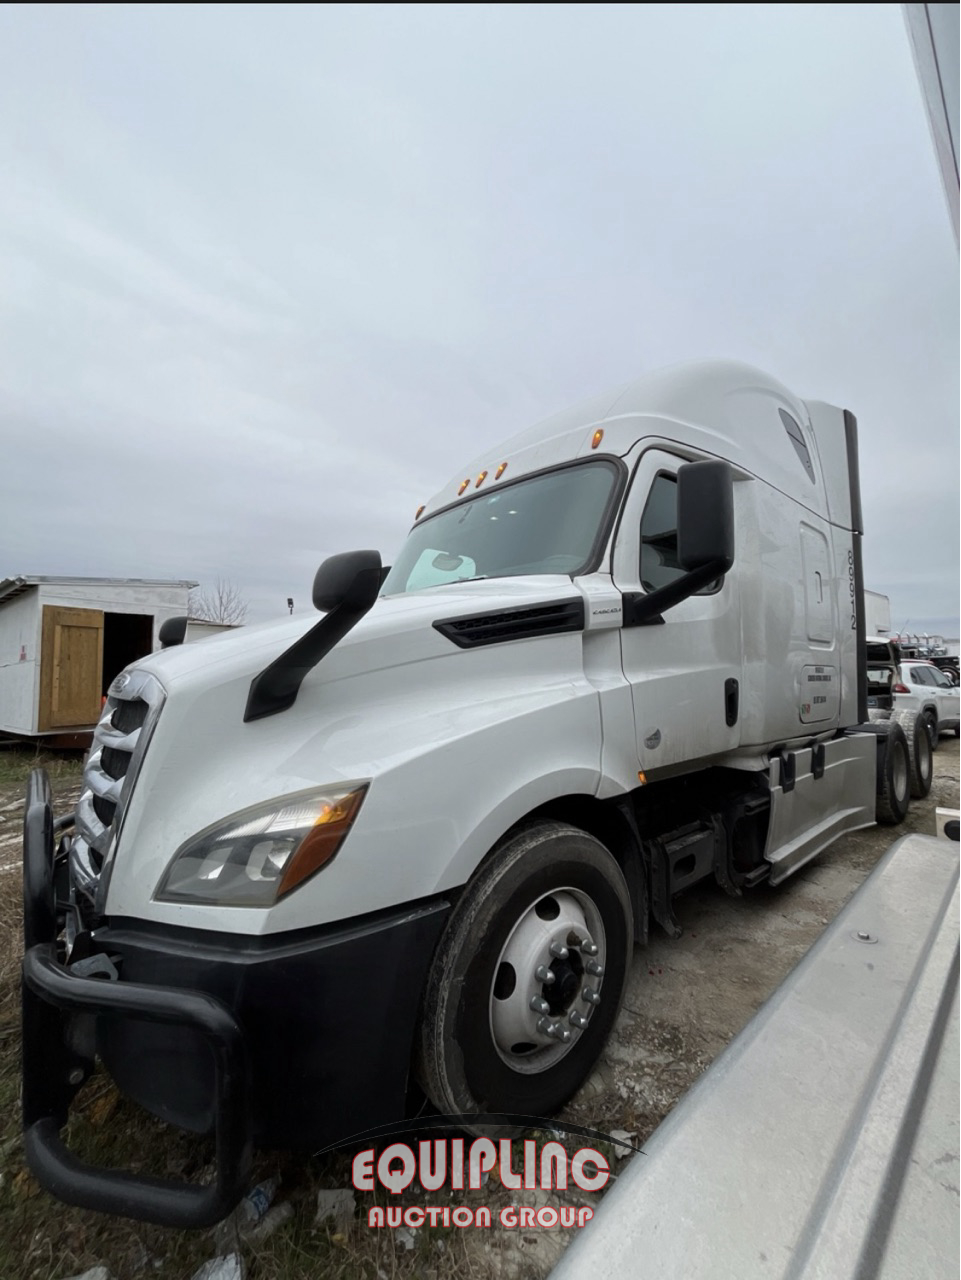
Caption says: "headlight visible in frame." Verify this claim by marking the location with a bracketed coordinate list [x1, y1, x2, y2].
[155, 783, 368, 907]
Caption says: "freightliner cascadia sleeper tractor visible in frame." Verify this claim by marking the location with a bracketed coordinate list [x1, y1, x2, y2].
[21, 360, 912, 1226]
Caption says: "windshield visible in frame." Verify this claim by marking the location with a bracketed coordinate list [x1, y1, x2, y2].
[382, 460, 621, 595]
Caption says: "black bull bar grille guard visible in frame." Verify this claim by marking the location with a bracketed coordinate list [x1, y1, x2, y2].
[20, 767, 252, 1228]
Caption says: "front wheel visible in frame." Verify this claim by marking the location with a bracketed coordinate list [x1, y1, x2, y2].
[416, 822, 632, 1126]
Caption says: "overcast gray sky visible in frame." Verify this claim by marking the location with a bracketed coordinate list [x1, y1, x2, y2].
[1, 4, 957, 635]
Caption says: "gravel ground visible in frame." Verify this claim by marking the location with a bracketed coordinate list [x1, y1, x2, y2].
[0, 740, 957, 1280]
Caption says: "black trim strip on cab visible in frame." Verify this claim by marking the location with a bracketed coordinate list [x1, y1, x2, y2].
[434, 598, 585, 649]
[844, 409, 868, 724]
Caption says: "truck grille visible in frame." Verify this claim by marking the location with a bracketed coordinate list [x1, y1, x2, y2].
[72, 670, 166, 901]
[110, 696, 150, 736]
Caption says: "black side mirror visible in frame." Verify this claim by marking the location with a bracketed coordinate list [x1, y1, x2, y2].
[313, 550, 384, 613]
[246, 550, 383, 722]
[625, 460, 735, 627]
[678, 460, 735, 574]
[159, 616, 188, 649]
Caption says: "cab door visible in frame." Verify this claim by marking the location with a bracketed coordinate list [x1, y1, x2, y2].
[612, 447, 743, 773]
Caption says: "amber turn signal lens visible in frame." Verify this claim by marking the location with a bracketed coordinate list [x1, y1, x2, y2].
[277, 786, 368, 897]
[475, 470, 488, 488]
[415, 504, 425, 520]
[495, 462, 508, 479]
[458, 479, 470, 495]
[591, 429, 604, 449]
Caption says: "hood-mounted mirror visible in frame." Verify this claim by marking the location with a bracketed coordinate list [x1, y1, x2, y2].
[245, 550, 383, 722]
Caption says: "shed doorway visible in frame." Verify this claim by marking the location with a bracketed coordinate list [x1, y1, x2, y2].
[102, 612, 154, 697]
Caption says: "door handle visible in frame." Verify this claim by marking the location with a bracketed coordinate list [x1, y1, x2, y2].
[725, 678, 739, 727]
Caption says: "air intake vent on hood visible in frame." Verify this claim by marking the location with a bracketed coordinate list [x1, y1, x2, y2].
[434, 599, 585, 649]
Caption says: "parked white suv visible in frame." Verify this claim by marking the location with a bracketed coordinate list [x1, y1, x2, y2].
[894, 661, 961, 748]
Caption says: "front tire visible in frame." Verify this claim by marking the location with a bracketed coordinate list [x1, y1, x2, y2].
[416, 822, 632, 1127]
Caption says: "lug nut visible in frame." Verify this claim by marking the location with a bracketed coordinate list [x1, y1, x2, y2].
[569, 1010, 590, 1029]
[585, 959, 604, 977]
[582, 987, 601, 1005]
[535, 965, 556, 984]
[530, 995, 550, 1014]
[581, 942, 599, 956]
[68, 1067, 84, 1086]
[550, 941, 569, 960]
[537, 1017, 572, 1043]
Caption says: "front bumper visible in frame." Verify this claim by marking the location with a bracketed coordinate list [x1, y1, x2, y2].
[21, 769, 450, 1227]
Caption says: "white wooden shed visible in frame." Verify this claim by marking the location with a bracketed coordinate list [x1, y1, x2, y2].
[0, 575, 197, 739]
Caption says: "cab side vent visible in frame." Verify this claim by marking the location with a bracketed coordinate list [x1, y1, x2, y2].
[434, 600, 585, 649]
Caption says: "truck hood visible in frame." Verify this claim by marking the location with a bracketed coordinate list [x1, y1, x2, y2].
[135, 574, 582, 695]
[101, 572, 601, 933]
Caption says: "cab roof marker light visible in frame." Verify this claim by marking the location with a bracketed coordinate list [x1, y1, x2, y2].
[495, 462, 508, 479]
[414, 504, 426, 520]
[458, 479, 470, 495]
[591, 429, 604, 450]
[475, 470, 488, 488]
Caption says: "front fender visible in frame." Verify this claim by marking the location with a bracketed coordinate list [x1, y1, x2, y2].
[106, 634, 612, 934]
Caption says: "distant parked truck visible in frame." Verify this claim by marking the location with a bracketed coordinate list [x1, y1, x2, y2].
[895, 632, 949, 659]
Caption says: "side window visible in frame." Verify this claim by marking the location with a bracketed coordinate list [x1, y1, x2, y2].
[639, 472, 720, 595]
[911, 666, 932, 686]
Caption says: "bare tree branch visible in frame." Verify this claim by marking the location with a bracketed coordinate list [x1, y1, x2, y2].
[189, 577, 249, 625]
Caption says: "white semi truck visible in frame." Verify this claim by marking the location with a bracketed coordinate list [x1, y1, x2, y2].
[21, 360, 913, 1226]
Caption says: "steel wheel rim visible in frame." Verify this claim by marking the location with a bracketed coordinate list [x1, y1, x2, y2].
[489, 886, 606, 1074]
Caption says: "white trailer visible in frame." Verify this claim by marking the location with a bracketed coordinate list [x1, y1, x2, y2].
[20, 361, 915, 1227]
[0, 576, 196, 739]
[864, 588, 891, 636]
